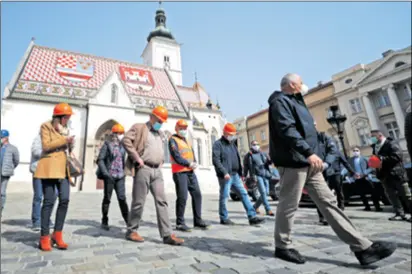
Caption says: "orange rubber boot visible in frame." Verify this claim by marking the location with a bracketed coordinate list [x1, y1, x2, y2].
[52, 231, 68, 249]
[39, 236, 52, 251]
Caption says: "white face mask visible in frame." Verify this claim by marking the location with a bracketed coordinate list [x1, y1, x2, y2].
[353, 151, 360, 157]
[252, 145, 260, 151]
[178, 130, 187, 137]
[300, 84, 309, 96]
[227, 135, 236, 142]
[117, 134, 124, 141]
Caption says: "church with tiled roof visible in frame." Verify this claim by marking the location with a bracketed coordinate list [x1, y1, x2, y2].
[1, 4, 225, 194]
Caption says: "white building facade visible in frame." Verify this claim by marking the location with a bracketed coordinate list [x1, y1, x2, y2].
[332, 46, 411, 159]
[1, 6, 225, 194]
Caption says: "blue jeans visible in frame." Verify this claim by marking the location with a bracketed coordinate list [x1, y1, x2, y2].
[254, 176, 271, 212]
[218, 174, 256, 221]
[32, 177, 57, 227]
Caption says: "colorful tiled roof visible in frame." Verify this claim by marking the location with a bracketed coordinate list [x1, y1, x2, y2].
[17, 46, 179, 100]
[177, 82, 216, 109]
[9, 44, 191, 114]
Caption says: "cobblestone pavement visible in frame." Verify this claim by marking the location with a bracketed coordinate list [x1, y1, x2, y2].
[1, 192, 411, 274]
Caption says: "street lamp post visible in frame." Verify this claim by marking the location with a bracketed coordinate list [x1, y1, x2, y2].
[326, 105, 348, 159]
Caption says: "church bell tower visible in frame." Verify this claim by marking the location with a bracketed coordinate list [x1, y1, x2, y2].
[141, 2, 183, 86]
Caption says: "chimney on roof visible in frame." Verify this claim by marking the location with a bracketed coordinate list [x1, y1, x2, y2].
[382, 49, 394, 58]
[317, 81, 323, 86]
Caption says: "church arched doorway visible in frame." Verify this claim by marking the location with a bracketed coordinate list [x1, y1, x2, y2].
[94, 119, 118, 189]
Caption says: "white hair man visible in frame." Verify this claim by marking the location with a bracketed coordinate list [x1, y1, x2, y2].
[267, 73, 396, 266]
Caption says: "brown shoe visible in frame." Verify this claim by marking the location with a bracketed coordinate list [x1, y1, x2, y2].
[163, 234, 184, 245]
[52, 231, 68, 250]
[126, 231, 144, 242]
[39, 235, 52, 251]
[267, 210, 275, 216]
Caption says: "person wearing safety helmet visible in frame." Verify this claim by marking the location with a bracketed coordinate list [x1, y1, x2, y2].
[0, 129, 20, 219]
[370, 129, 411, 222]
[96, 123, 129, 231]
[35, 103, 76, 251]
[168, 119, 210, 232]
[122, 105, 184, 245]
[212, 123, 265, 226]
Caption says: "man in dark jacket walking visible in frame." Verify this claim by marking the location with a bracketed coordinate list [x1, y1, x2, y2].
[212, 123, 264, 226]
[314, 128, 356, 225]
[96, 124, 129, 230]
[243, 140, 274, 216]
[268, 73, 396, 266]
[370, 129, 411, 222]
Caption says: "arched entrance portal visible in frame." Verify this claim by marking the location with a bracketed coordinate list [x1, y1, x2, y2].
[94, 119, 118, 189]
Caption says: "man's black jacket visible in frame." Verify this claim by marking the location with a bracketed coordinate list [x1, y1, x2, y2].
[212, 137, 242, 179]
[372, 137, 406, 181]
[405, 111, 412, 160]
[268, 90, 318, 168]
[317, 132, 355, 177]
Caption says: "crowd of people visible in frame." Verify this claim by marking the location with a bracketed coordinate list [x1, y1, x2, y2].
[0, 73, 410, 267]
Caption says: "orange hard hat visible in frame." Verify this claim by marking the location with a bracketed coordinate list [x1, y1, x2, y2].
[368, 155, 382, 169]
[152, 105, 168, 123]
[53, 103, 73, 116]
[176, 119, 188, 128]
[111, 123, 125, 134]
[223, 123, 237, 135]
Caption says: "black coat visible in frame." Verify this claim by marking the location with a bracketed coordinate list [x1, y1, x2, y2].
[405, 112, 412, 160]
[317, 132, 355, 177]
[268, 91, 318, 168]
[96, 140, 126, 180]
[371, 137, 406, 181]
[212, 137, 242, 179]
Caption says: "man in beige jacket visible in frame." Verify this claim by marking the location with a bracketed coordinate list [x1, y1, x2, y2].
[122, 106, 184, 246]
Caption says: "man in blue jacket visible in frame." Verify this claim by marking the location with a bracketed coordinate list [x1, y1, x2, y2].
[268, 73, 396, 266]
[212, 123, 264, 226]
[0, 129, 20, 219]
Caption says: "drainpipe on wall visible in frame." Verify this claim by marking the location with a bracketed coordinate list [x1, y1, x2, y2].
[79, 103, 90, 191]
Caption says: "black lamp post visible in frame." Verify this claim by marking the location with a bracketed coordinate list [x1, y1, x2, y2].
[326, 105, 348, 160]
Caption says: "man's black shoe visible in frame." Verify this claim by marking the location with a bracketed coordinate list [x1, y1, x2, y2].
[318, 219, 328, 226]
[388, 214, 407, 221]
[194, 221, 210, 230]
[176, 224, 192, 232]
[355, 241, 397, 266]
[274, 248, 306, 264]
[364, 207, 372, 211]
[375, 207, 383, 212]
[220, 219, 235, 225]
[100, 223, 110, 231]
[249, 216, 265, 225]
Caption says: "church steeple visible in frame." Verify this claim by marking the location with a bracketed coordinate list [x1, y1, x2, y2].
[147, 2, 175, 42]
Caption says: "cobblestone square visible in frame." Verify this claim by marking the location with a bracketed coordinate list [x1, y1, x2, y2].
[1, 193, 411, 274]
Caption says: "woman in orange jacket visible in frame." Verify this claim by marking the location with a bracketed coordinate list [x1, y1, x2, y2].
[35, 103, 76, 251]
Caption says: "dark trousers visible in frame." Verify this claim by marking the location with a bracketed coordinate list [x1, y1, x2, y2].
[101, 177, 129, 224]
[32, 177, 57, 227]
[41, 179, 70, 236]
[173, 171, 202, 226]
[355, 177, 382, 210]
[382, 177, 411, 215]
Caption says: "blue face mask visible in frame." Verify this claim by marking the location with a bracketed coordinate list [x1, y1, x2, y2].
[370, 136, 378, 144]
[152, 122, 162, 131]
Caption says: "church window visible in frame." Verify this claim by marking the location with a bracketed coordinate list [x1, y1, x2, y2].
[395, 61, 406, 68]
[111, 84, 118, 104]
[164, 55, 170, 69]
[197, 138, 203, 165]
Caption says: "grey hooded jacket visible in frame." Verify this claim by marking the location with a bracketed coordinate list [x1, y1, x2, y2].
[29, 135, 42, 174]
